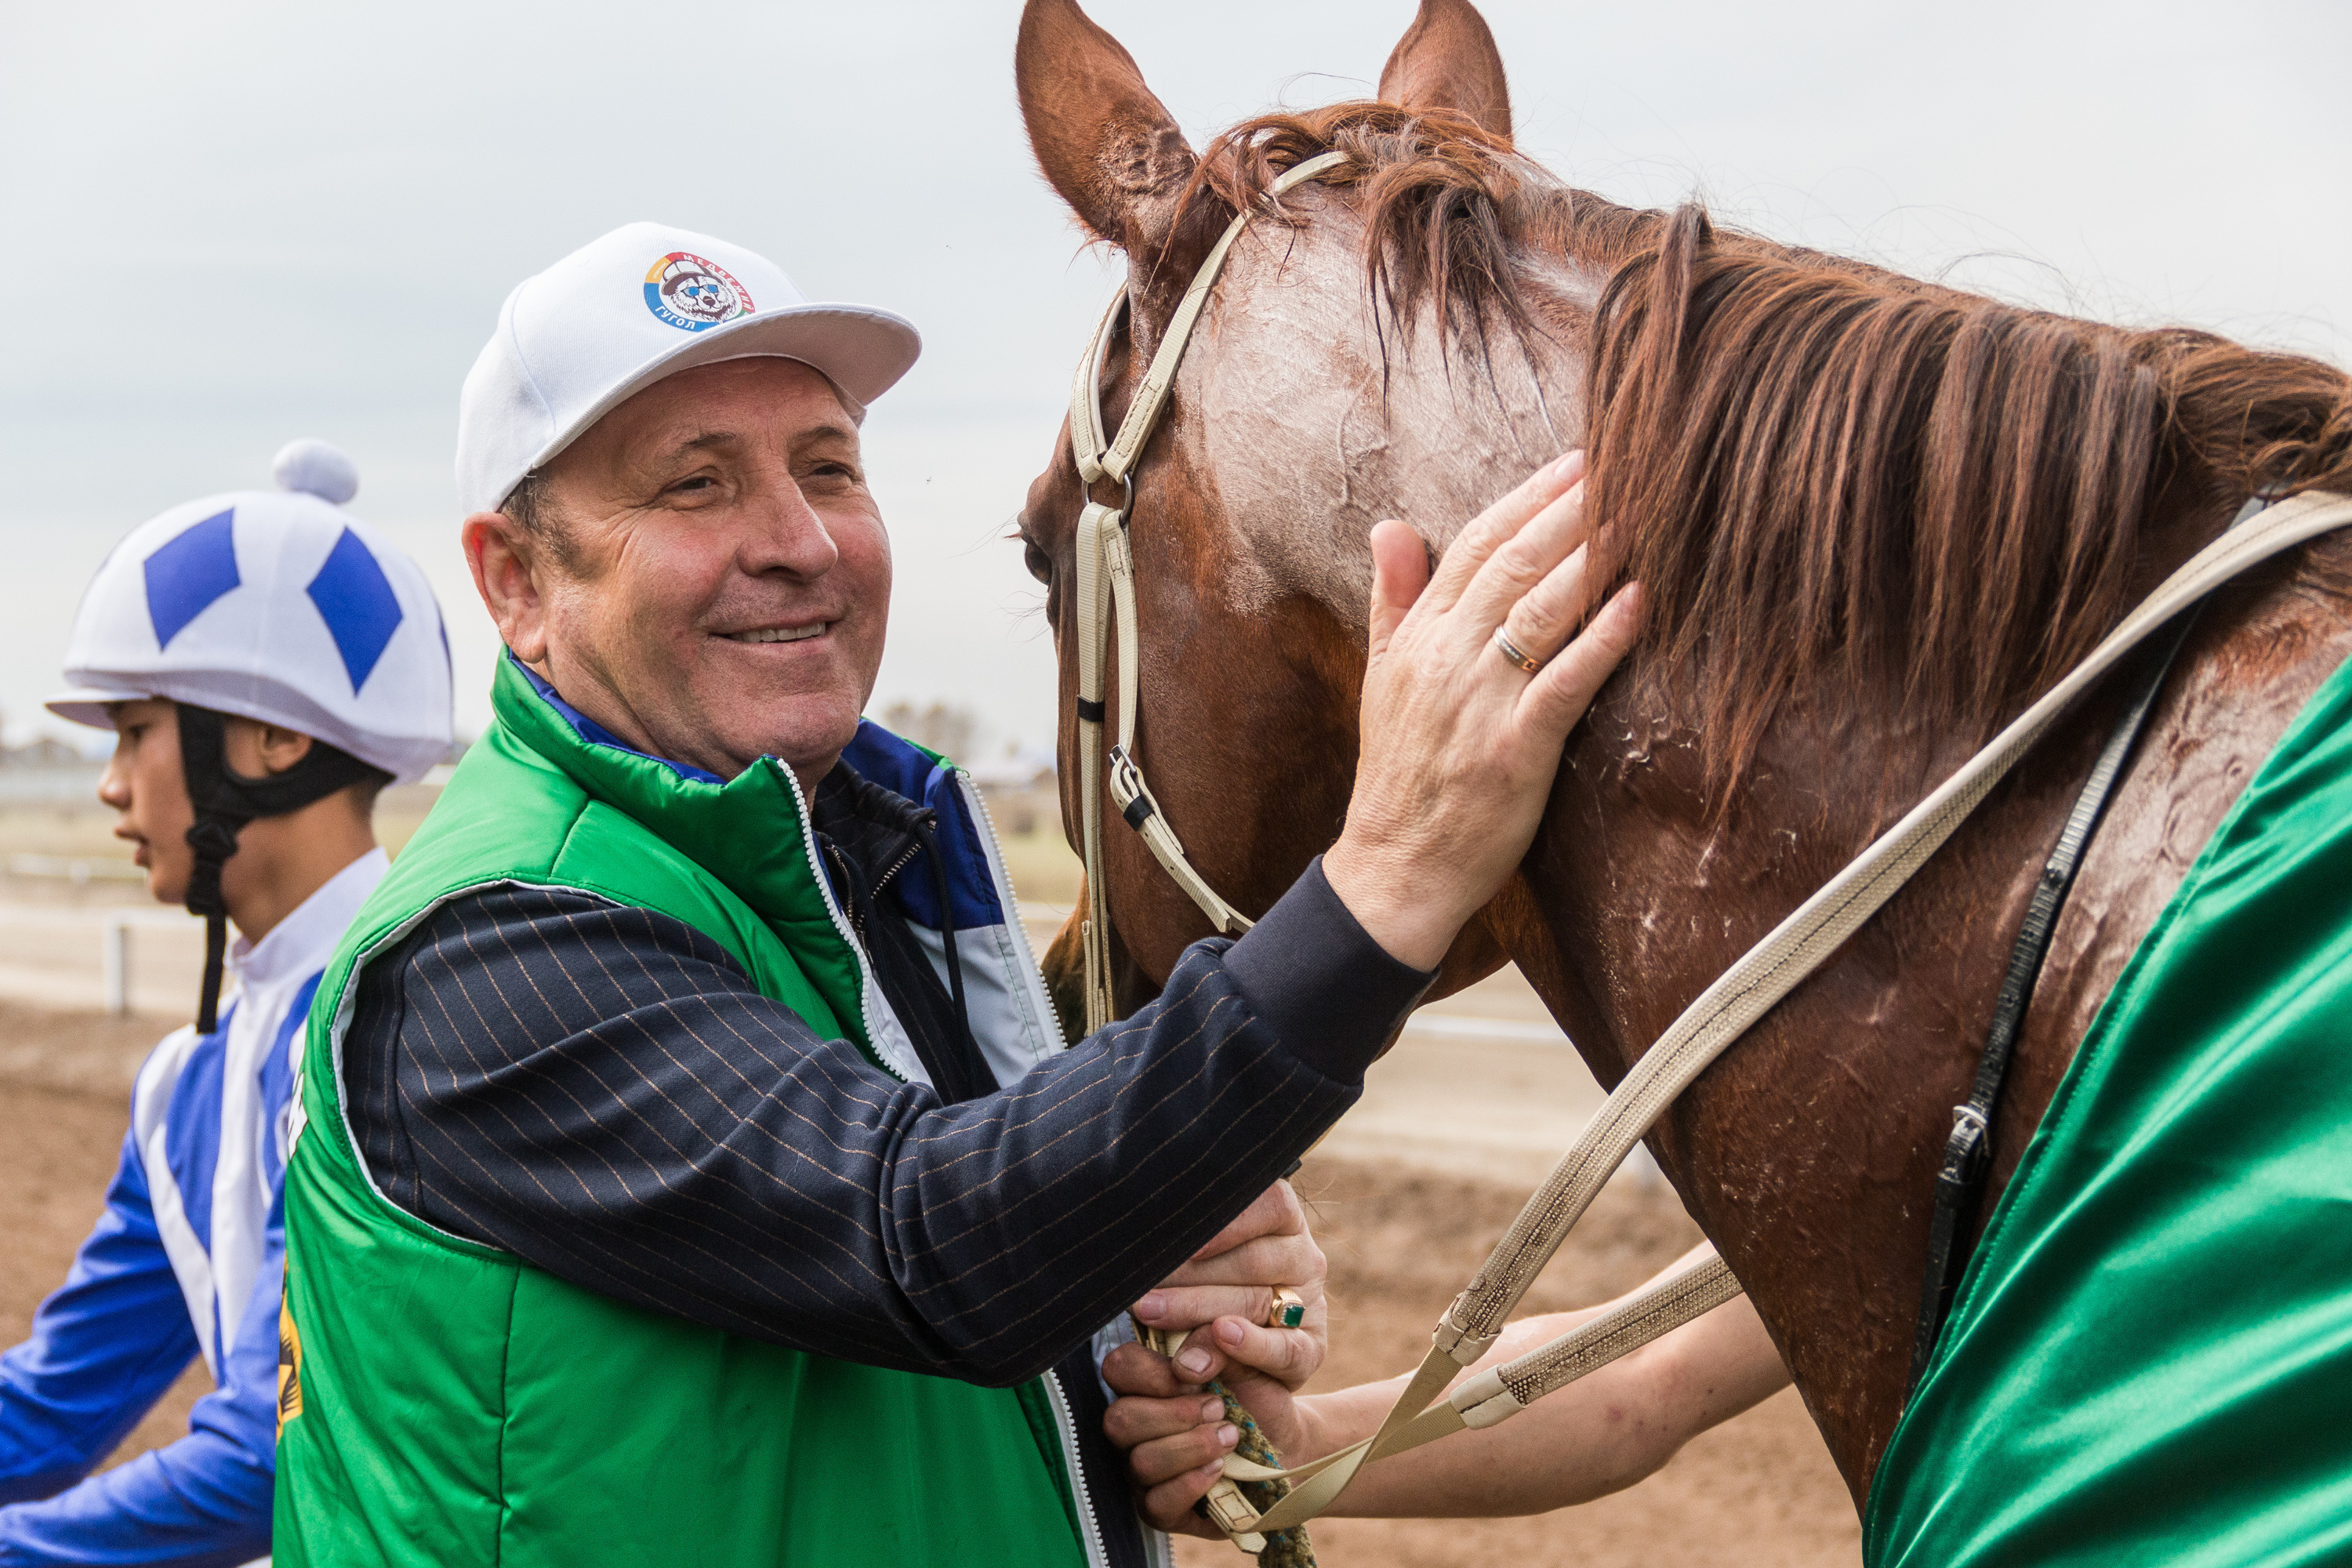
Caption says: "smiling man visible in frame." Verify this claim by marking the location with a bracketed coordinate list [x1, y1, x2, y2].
[270, 223, 1642, 1568]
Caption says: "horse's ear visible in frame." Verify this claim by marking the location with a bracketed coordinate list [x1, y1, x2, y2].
[1015, 0, 1196, 255]
[1377, 0, 1513, 142]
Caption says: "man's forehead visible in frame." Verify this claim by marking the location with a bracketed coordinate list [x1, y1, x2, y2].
[665, 423, 861, 459]
[580, 357, 858, 469]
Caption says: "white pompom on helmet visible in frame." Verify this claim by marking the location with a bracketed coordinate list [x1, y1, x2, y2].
[47, 440, 453, 783]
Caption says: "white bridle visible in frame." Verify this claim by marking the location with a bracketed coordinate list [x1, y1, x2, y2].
[1054, 144, 2352, 1547]
[1067, 150, 1353, 1038]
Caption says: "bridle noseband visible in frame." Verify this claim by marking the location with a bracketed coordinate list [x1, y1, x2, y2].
[1067, 150, 1351, 1035]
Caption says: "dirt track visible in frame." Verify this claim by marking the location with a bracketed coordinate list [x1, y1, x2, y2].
[0, 999, 1860, 1565]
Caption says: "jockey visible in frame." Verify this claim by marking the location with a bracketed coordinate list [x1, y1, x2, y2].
[0, 441, 451, 1566]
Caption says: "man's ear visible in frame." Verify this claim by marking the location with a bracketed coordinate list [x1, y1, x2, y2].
[1015, 0, 1196, 263]
[464, 511, 550, 665]
[1378, 0, 1514, 142]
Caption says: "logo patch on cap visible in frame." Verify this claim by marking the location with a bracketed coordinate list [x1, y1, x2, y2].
[644, 252, 754, 332]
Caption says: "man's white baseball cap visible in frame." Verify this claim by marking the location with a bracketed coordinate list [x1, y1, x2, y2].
[456, 222, 921, 516]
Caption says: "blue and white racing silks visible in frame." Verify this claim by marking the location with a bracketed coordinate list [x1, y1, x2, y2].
[0, 850, 387, 1568]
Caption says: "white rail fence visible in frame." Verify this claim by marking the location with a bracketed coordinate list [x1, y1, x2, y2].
[0, 902, 202, 1017]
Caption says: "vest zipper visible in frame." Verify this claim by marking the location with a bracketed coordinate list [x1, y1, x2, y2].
[1040, 1367, 1112, 1568]
[956, 775, 1128, 1564]
[807, 762, 1142, 1563]
[960, 785, 1171, 1568]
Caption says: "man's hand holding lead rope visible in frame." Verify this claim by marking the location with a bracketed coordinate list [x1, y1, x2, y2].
[1123, 1181, 1331, 1480]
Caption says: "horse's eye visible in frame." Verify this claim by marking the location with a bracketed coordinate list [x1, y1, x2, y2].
[1022, 539, 1053, 585]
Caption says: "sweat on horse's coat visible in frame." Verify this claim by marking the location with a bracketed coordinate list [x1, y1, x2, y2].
[1867, 652, 2352, 1565]
[1017, 0, 2352, 1504]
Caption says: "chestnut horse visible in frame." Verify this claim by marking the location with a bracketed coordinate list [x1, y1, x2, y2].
[1011, 0, 2352, 1503]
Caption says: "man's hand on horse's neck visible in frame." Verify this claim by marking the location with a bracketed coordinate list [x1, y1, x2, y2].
[1324, 452, 1642, 971]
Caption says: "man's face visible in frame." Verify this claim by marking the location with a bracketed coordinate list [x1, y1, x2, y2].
[100, 697, 197, 906]
[469, 357, 892, 785]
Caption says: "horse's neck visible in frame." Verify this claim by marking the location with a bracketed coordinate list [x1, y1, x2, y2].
[1497, 503, 2352, 1497]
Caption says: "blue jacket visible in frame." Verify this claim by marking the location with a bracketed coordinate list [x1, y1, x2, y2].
[0, 852, 385, 1567]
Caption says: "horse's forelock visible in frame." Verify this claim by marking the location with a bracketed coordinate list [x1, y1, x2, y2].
[1160, 103, 1604, 629]
[1181, 102, 1641, 368]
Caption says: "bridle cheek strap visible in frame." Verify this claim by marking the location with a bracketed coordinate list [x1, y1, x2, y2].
[1069, 151, 1348, 1034]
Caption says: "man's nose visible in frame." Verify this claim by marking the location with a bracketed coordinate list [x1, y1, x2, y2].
[741, 481, 841, 580]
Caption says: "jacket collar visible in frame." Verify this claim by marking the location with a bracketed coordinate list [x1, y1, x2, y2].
[493, 652, 829, 934]
[492, 652, 1010, 939]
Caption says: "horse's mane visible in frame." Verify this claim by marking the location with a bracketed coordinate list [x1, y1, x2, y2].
[1185, 103, 2352, 789]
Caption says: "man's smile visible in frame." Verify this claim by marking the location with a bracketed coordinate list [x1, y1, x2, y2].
[717, 621, 831, 645]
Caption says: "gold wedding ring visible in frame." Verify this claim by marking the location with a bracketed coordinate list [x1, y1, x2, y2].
[1265, 1288, 1306, 1330]
[1494, 626, 1545, 674]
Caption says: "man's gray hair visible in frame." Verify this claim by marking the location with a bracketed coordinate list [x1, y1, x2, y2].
[501, 471, 581, 573]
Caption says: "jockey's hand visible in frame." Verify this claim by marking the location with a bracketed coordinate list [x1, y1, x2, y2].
[1323, 450, 1641, 970]
[1105, 1292, 1315, 1536]
[1123, 1180, 1327, 1391]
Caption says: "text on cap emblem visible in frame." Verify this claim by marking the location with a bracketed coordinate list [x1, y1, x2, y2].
[643, 251, 755, 332]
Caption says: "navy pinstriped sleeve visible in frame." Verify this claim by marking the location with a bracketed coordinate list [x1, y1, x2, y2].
[343, 862, 1425, 1385]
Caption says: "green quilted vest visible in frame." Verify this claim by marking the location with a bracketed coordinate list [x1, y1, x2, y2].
[274, 658, 1098, 1566]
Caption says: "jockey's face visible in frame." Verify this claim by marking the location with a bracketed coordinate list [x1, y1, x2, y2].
[464, 357, 893, 791]
[100, 697, 198, 906]
[96, 699, 334, 918]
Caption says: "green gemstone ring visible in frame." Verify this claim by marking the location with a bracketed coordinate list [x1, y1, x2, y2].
[1267, 1289, 1306, 1330]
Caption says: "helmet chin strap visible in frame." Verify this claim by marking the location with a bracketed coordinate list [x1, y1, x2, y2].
[174, 705, 389, 1033]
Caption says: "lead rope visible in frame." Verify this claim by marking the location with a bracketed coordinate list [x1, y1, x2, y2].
[1216, 489, 2352, 1540]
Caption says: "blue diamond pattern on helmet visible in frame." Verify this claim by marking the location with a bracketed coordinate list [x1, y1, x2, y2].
[307, 527, 405, 692]
[143, 508, 241, 650]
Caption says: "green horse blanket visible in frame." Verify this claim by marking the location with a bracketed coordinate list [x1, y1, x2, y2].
[1867, 651, 2352, 1564]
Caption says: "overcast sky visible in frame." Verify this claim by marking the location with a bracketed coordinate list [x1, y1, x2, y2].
[5, 0, 2346, 756]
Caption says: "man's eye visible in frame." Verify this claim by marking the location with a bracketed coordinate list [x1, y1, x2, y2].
[670, 476, 717, 494]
